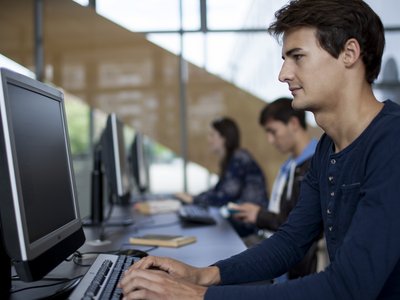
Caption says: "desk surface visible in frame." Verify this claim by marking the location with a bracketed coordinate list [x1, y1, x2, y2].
[10, 204, 246, 299]
[83, 205, 246, 267]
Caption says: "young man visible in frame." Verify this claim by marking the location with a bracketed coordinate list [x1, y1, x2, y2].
[233, 97, 320, 279]
[119, 1, 400, 299]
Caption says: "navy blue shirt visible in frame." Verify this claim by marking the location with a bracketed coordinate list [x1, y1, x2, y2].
[194, 149, 268, 208]
[207, 100, 400, 299]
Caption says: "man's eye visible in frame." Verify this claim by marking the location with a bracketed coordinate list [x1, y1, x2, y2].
[293, 54, 304, 61]
[294, 54, 303, 61]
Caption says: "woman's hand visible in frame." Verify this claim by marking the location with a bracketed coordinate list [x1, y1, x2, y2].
[232, 202, 261, 224]
[175, 192, 194, 204]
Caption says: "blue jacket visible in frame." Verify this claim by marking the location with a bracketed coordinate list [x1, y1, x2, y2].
[207, 100, 400, 299]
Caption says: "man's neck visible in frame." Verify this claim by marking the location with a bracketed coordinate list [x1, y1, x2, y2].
[314, 87, 383, 153]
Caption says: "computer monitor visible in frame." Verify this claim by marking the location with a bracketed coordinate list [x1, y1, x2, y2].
[129, 132, 150, 194]
[0, 68, 85, 296]
[101, 113, 131, 204]
[84, 113, 134, 230]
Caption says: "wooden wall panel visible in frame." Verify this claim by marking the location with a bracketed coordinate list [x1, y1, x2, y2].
[0, 0, 322, 191]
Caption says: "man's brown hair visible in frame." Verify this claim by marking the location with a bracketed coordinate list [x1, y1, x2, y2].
[268, 0, 385, 84]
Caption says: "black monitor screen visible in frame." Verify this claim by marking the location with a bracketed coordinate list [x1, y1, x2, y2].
[0, 68, 85, 289]
[8, 83, 75, 243]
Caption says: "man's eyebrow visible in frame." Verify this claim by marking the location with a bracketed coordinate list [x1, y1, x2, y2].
[282, 47, 303, 59]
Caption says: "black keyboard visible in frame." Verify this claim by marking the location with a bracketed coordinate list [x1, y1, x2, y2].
[69, 254, 139, 299]
[178, 205, 217, 225]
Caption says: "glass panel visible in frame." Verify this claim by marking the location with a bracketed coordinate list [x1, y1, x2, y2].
[207, 0, 253, 29]
[149, 145, 185, 193]
[379, 32, 400, 82]
[183, 33, 206, 68]
[366, 0, 400, 27]
[71, 155, 92, 219]
[182, 0, 201, 30]
[374, 32, 400, 104]
[97, 0, 178, 31]
[204, 32, 288, 102]
[64, 97, 91, 219]
[148, 33, 181, 55]
[187, 162, 218, 195]
[65, 97, 90, 155]
[147, 140, 216, 194]
[72, 0, 89, 6]
[92, 107, 108, 144]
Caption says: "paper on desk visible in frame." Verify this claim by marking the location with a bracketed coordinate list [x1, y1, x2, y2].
[129, 234, 196, 248]
[134, 199, 182, 214]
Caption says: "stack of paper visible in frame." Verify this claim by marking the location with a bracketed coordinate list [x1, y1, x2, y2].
[129, 234, 196, 248]
[134, 199, 182, 214]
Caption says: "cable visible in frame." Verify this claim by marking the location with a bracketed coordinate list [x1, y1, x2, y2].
[12, 276, 72, 282]
[10, 275, 83, 294]
[41, 276, 82, 300]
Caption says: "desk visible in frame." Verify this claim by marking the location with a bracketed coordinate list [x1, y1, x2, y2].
[83, 204, 246, 266]
[10, 204, 246, 299]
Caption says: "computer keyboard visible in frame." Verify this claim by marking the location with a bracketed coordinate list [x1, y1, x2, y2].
[178, 205, 217, 225]
[69, 253, 139, 300]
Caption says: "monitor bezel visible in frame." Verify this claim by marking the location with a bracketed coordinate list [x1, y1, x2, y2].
[0, 68, 83, 262]
[101, 113, 131, 199]
[111, 113, 125, 196]
[129, 132, 150, 194]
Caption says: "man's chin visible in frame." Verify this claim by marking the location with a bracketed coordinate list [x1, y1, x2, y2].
[292, 98, 307, 110]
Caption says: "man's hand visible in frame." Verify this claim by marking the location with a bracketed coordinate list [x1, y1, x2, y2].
[126, 256, 221, 286]
[232, 202, 261, 224]
[119, 268, 207, 300]
[118, 256, 221, 299]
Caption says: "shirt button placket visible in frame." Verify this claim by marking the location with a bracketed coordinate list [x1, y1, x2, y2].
[327, 158, 337, 238]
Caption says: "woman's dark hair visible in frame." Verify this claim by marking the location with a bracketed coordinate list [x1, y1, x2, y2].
[211, 117, 240, 176]
[259, 97, 307, 129]
[268, 0, 385, 84]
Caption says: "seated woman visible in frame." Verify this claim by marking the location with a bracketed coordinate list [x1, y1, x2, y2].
[176, 117, 268, 238]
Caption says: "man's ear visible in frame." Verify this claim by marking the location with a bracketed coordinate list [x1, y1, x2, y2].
[342, 38, 361, 67]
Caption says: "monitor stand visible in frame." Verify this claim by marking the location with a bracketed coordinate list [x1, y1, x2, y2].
[82, 143, 105, 227]
[83, 144, 134, 246]
[83, 143, 134, 228]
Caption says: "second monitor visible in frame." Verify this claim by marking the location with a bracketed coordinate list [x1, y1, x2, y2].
[87, 113, 151, 226]
[128, 131, 150, 195]
[101, 113, 131, 204]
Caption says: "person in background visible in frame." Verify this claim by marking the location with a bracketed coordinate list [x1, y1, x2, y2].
[232, 97, 320, 279]
[119, 1, 400, 299]
[176, 116, 268, 238]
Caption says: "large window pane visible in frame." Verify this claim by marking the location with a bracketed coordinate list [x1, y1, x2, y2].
[366, 0, 400, 27]
[97, 0, 200, 31]
[65, 96, 90, 155]
[207, 0, 253, 30]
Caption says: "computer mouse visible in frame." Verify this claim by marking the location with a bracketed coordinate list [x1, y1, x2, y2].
[117, 248, 148, 258]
